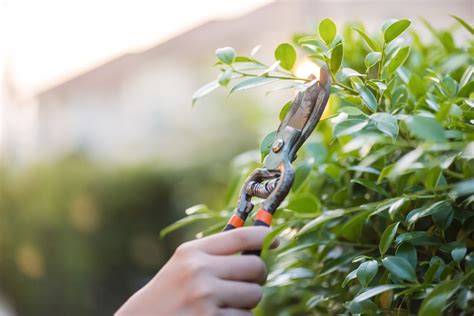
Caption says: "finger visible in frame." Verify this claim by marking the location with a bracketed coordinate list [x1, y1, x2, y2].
[218, 308, 252, 316]
[207, 255, 268, 284]
[214, 280, 262, 309]
[191, 227, 271, 255]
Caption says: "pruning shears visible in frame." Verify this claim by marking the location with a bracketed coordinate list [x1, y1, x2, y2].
[223, 66, 331, 255]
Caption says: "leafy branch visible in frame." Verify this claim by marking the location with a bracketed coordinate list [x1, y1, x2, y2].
[179, 15, 474, 315]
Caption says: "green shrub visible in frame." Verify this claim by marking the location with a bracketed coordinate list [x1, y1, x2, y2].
[169, 17, 474, 315]
[0, 156, 225, 315]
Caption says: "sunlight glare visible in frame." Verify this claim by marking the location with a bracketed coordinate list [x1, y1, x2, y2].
[295, 59, 321, 80]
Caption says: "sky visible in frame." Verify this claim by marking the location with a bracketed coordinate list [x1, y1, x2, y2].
[1, 0, 271, 97]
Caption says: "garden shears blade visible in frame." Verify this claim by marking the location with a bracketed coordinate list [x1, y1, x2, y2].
[223, 66, 331, 255]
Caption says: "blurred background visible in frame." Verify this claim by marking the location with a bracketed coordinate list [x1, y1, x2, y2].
[0, 0, 472, 314]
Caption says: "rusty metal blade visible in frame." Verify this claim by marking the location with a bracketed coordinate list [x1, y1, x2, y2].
[285, 78, 321, 129]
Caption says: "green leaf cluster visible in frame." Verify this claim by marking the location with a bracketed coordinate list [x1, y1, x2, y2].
[171, 16, 474, 315]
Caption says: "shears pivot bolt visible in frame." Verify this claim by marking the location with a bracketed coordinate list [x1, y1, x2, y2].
[271, 138, 284, 153]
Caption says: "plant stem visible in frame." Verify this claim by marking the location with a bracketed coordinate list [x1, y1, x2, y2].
[444, 169, 465, 180]
[334, 82, 358, 94]
[378, 43, 386, 79]
[232, 69, 311, 82]
[310, 240, 378, 249]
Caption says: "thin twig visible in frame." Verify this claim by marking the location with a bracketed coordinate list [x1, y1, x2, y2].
[232, 69, 311, 82]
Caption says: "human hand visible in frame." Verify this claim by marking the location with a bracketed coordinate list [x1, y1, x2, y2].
[115, 226, 278, 316]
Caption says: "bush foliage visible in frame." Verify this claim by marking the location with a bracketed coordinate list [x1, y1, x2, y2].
[170, 17, 474, 315]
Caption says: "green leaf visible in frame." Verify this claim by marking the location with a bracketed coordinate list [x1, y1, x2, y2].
[333, 118, 368, 137]
[305, 142, 327, 164]
[258, 60, 281, 76]
[298, 210, 345, 235]
[406, 116, 446, 142]
[353, 255, 373, 263]
[412, 200, 450, 219]
[330, 43, 343, 75]
[192, 80, 219, 105]
[218, 69, 233, 87]
[382, 19, 398, 32]
[371, 197, 401, 217]
[160, 214, 214, 238]
[319, 252, 357, 277]
[408, 74, 426, 98]
[349, 166, 380, 175]
[261, 222, 289, 253]
[450, 179, 474, 198]
[385, 38, 406, 58]
[396, 243, 417, 269]
[279, 101, 292, 122]
[419, 279, 461, 316]
[339, 68, 365, 81]
[185, 204, 210, 215]
[357, 260, 378, 287]
[390, 147, 424, 177]
[341, 210, 370, 241]
[274, 43, 297, 70]
[396, 231, 441, 246]
[216, 47, 236, 64]
[234, 56, 253, 63]
[378, 164, 395, 183]
[451, 246, 467, 263]
[382, 256, 417, 282]
[353, 284, 405, 303]
[458, 80, 474, 98]
[354, 83, 377, 112]
[388, 197, 407, 219]
[338, 106, 366, 116]
[370, 113, 398, 139]
[379, 222, 400, 255]
[424, 257, 442, 284]
[406, 201, 453, 229]
[440, 75, 458, 97]
[292, 160, 313, 191]
[387, 46, 410, 74]
[369, 81, 387, 96]
[348, 299, 378, 314]
[342, 269, 358, 288]
[318, 18, 337, 45]
[353, 28, 380, 51]
[231, 77, 279, 94]
[431, 202, 454, 231]
[459, 65, 474, 87]
[451, 15, 474, 34]
[286, 194, 320, 214]
[250, 44, 262, 56]
[384, 19, 411, 44]
[260, 130, 277, 162]
[390, 85, 408, 108]
[365, 52, 382, 69]
[352, 178, 389, 197]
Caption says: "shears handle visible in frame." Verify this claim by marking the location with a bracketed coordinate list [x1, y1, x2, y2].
[223, 214, 246, 231]
[223, 208, 273, 256]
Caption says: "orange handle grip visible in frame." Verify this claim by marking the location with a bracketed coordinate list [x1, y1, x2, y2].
[242, 209, 273, 256]
[223, 214, 245, 231]
[254, 208, 273, 226]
